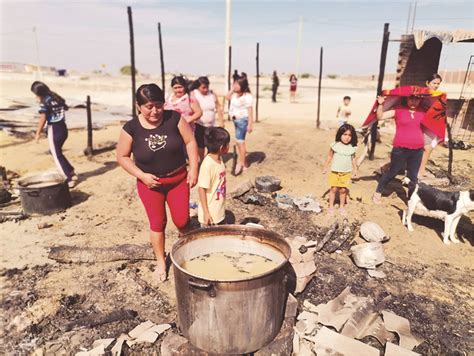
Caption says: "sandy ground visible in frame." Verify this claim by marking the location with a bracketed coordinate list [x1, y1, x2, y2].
[0, 73, 473, 354]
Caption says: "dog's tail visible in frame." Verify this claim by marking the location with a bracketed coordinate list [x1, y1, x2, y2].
[401, 177, 417, 199]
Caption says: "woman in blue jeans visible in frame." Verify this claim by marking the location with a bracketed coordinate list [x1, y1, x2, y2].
[372, 94, 425, 204]
[226, 75, 254, 175]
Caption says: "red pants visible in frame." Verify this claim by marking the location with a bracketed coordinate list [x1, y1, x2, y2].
[137, 168, 189, 232]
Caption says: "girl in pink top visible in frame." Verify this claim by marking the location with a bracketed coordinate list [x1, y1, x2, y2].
[373, 95, 425, 204]
[164, 76, 202, 131]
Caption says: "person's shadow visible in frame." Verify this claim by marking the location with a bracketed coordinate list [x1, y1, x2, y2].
[77, 161, 118, 182]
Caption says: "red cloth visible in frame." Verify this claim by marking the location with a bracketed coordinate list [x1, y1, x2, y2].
[363, 86, 447, 142]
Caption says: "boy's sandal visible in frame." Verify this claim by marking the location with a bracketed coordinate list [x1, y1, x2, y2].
[339, 208, 347, 216]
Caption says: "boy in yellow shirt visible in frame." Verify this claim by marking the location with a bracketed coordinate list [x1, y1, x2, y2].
[198, 127, 230, 226]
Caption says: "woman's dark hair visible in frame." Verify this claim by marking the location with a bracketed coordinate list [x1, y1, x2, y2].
[426, 73, 442, 83]
[31, 81, 66, 106]
[335, 123, 358, 147]
[136, 84, 165, 105]
[289, 74, 297, 81]
[205, 127, 230, 153]
[235, 75, 251, 94]
[343, 96, 351, 101]
[171, 76, 189, 93]
[189, 76, 210, 91]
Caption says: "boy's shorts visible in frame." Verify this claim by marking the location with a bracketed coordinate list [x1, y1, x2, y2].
[233, 117, 249, 142]
[329, 171, 352, 188]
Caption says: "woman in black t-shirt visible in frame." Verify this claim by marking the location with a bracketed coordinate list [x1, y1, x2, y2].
[117, 84, 198, 282]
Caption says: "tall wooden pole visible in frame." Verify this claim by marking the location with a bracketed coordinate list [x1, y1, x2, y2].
[158, 23, 165, 96]
[369, 23, 390, 160]
[127, 6, 137, 119]
[85, 95, 93, 157]
[316, 46, 323, 129]
[256, 42, 260, 123]
[228, 45, 232, 91]
[227, 45, 232, 120]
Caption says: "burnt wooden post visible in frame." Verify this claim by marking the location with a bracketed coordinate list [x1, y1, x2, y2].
[85, 95, 93, 157]
[227, 45, 232, 120]
[316, 46, 323, 129]
[447, 122, 454, 182]
[158, 22, 165, 95]
[370, 23, 390, 160]
[256, 42, 260, 122]
[127, 6, 137, 119]
[231, 144, 237, 176]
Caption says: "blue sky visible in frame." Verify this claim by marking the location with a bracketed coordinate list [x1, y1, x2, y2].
[1, 0, 473, 76]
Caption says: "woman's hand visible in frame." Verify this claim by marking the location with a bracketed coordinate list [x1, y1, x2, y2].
[140, 173, 161, 189]
[247, 124, 253, 134]
[35, 132, 41, 143]
[187, 168, 198, 188]
[377, 96, 385, 105]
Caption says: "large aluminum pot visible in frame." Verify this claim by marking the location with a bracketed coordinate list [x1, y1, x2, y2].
[171, 225, 291, 354]
[17, 172, 71, 215]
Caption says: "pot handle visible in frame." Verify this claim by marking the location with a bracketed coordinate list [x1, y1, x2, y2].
[188, 278, 216, 298]
[27, 190, 40, 197]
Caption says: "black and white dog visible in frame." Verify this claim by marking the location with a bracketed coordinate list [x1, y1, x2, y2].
[402, 178, 474, 244]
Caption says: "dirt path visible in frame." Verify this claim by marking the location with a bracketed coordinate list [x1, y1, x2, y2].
[0, 104, 473, 354]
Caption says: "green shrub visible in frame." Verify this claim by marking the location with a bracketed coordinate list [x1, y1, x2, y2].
[327, 74, 338, 79]
[120, 65, 139, 75]
[301, 73, 311, 79]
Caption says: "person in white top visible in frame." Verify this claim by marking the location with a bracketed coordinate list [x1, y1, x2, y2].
[226, 74, 254, 175]
[336, 96, 351, 126]
[190, 77, 225, 161]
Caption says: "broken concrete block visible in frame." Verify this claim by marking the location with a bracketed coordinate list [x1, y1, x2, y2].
[293, 196, 321, 213]
[351, 242, 385, 269]
[255, 176, 281, 193]
[237, 189, 267, 205]
[230, 180, 254, 198]
[160, 332, 192, 356]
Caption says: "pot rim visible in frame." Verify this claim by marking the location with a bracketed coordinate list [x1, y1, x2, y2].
[17, 171, 67, 189]
[170, 225, 290, 283]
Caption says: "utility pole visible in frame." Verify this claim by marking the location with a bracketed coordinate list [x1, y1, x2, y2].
[32, 27, 43, 80]
[410, 1, 417, 33]
[295, 16, 303, 76]
[224, 0, 231, 95]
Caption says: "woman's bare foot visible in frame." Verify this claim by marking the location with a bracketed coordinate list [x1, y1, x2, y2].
[154, 259, 167, 282]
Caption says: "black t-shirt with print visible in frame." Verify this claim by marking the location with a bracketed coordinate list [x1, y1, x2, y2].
[122, 110, 186, 176]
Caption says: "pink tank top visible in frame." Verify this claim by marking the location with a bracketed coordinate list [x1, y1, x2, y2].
[164, 93, 196, 130]
[393, 109, 424, 149]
